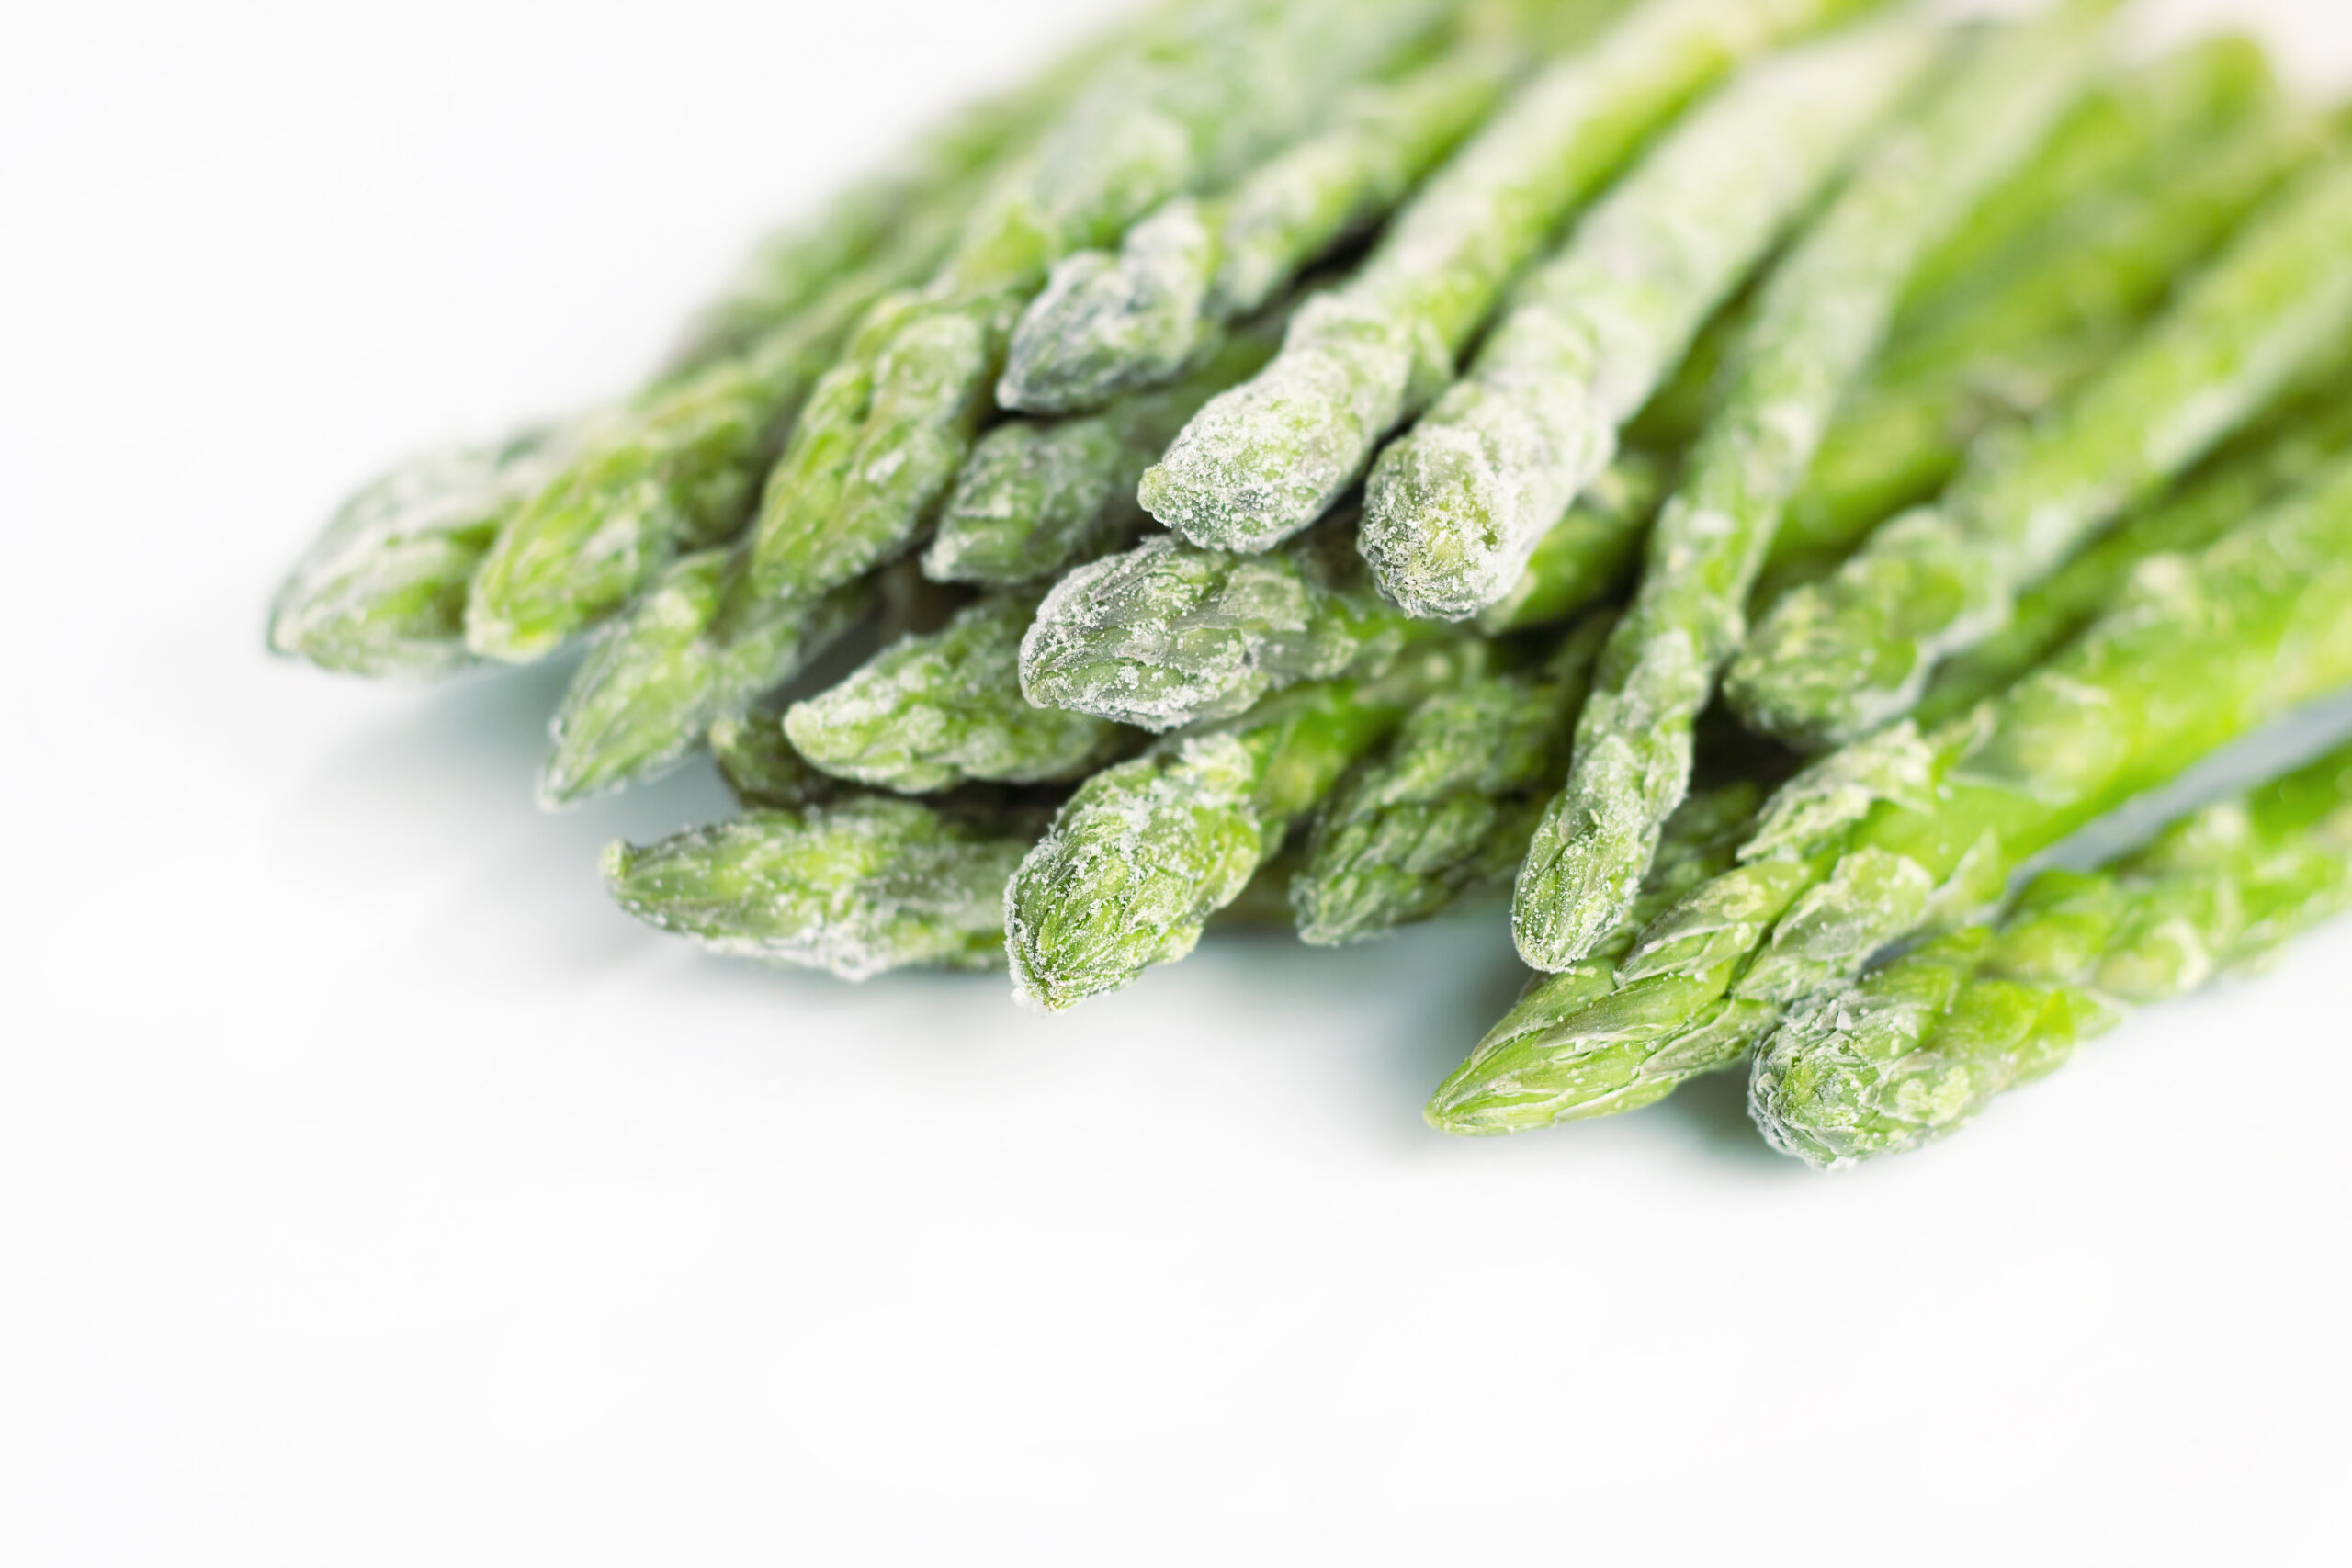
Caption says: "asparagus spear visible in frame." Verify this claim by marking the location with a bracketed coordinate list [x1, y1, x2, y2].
[1359, 16, 1942, 622]
[1018, 517, 1434, 731]
[266, 423, 582, 679]
[784, 590, 1140, 794]
[1751, 735, 2352, 1167]
[1513, 5, 2114, 973]
[732, 0, 1458, 616]
[922, 321, 1281, 586]
[997, 9, 1577, 414]
[1764, 92, 2321, 588]
[1005, 640, 1485, 1010]
[1915, 381, 2352, 727]
[605, 795, 1054, 980]
[1137, 0, 1886, 557]
[1470, 453, 1668, 633]
[1729, 152, 2352, 750]
[709, 715, 841, 811]
[1291, 617, 1610, 944]
[537, 551, 875, 808]
[1427, 449, 2352, 1134]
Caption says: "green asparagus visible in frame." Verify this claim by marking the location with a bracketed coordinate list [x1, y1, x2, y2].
[1005, 640, 1484, 1010]
[1471, 453, 1669, 633]
[732, 0, 1457, 615]
[1751, 735, 2352, 1166]
[1359, 16, 1941, 622]
[785, 590, 1139, 794]
[1513, 4, 2114, 974]
[1729, 151, 2352, 750]
[922, 322, 1281, 585]
[267, 423, 581, 679]
[1292, 617, 1610, 944]
[606, 795, 1053, 980]
[1429, 448, 2352, 1134]
[537, 551, 875, 808]
[709, 715, 841, 811]
[1137, 0, 1885, 557]
[1018, 516, 1432, 731]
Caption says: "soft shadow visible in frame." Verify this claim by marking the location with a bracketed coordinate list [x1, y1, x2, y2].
[1638, 1066, 1793, 1171]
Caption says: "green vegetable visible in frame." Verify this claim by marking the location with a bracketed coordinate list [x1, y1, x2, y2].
[1358, 15, 1941, 621]
[1512, 3, 2116, 972]
[1471, 453, 1669, 633]
[1729, 151, 2352, 750]
[1751, 734, 2352, 1166]
[1138, 0, 1886, 556]
[1006, 640, 1485, 1010]
[1430, 448, 2352, 1134]
[733, 0, 1458, 615]
[785, 590, 1139, 794]
[922, 321, 1281, 585]
[708, 716, 841, 811]
[1292, 617, 1610, 944]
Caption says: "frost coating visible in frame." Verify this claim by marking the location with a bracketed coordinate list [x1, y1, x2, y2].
[268, 423, 579, 679]
[1753, 736, 2352, 1166]
[1360, 18, 1941, 622]
[1429, 449, 2352, 1134]
[1141, 0, 1877, 555]
[1512, 3, 2112, 971]
[998, 33, 1530, 414]
[925, 324, 1280, 585]
[738, 0, 1459, 616]
[1006, 644, 1481, 1009]
[605, 798, 1047, 980]
[1018, 523, 1418, 731]
[786, 592, 1137, 794]
[538, 551, 874, 808]
[1292, 617, 1609, 945]
[1730, 152, 2352, 750]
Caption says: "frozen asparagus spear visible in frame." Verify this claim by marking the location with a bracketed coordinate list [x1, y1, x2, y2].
[1751, 734, 2352, 1167]
[1765, 96, 2320, 587]
[1138, 0, 1886, 556]
[605, 795, 1054, 980]
[733, 0, 1457, 615]
[1005, 639, 1485, 1010]
[1471, 452, 1668, 633]
[784, 590, 1140, 794]
[922, 321, 1281, 585]
[538, 550, 876, 808]
[1916, 380, 2352, 727]
[1427, 448, 2352, 1134]
[266, 422, 582, 679]
[1729, 151, 2352, 750]
[1291, 616, 1610, 944]
[1513, 3, 2114, 973]
[1019, 517, 1436, 731]
[1359, 15, 1943, 621]
[997, 20, 1551, 413]
[709, 715, 841, 811]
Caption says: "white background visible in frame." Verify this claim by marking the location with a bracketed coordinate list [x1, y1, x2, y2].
[6, 1, 2351, 1562]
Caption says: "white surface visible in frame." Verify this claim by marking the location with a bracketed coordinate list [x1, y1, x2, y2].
[6, 2, 2352, 1562]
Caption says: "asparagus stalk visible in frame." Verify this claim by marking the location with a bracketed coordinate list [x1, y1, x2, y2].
[1005, 640, 1485, 1010]
[922, 321, 1281, 586]
[537, 551, 875, 808]
[1915, 381, 2352, 727]
[1359, 15, 1943, 621]
[266, 423, 582, 679]
[1513, 5, 2115, 973]
[731, 0, 1458, 617]
[709, 716, 841, 811]
[1765, 90, 2320, 587]
[1751, 735, 2352, 1167]
[784, 590, 1140, 794]
[1729, 151, 2352, 750]
[1137, 0, 1887, 557]
[997, 6, 1592, 414]
[1428, 449, 2352, 1134]
[1471, 453, 1669, 633]
[1291, 617, 1610, 945]
[605, 795, 1055, 980]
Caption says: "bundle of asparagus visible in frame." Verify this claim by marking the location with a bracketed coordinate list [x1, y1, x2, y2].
[270, 0, 2352, 1168]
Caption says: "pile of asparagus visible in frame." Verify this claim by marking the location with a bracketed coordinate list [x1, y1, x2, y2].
[270, 0, 2352, 1168]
